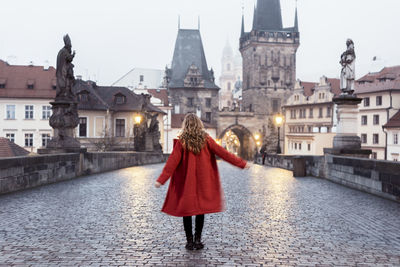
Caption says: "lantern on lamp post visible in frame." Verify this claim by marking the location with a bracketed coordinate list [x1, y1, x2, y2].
[274, 114, 284, 154]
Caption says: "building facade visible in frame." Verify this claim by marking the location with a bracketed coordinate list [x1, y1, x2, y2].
[355, 66, 400, 160]
[0, 59, 55, 152]
[383, 110, 400, 161]
[165, 27, 220, 128]
[0, 59, 165, 152]
[283, 77, 340, 155]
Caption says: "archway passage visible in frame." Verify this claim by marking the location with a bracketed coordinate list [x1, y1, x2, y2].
[218, 124, 256, 160]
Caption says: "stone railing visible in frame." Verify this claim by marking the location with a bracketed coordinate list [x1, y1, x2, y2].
[258, 153, 400, 203]
[0, 152, 168, 195]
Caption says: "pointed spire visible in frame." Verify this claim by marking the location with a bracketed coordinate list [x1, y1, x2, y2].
[253, 0, 283, 31]
[241, 14, 245, 37]
[252, 4, 257, 30]
[178, 15, 180, 29]
[294, 3, 298, 32]
[198, 16, 200, 30]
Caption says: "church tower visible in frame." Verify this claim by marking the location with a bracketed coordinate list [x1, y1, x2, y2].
[240, 0, 300, 116]
[219, 41, 242, 110]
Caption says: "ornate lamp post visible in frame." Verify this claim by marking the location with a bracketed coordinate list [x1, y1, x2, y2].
[274, 114, 284, 154]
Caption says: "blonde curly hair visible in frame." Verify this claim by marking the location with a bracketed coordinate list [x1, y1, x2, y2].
[179, 113, 208, 154]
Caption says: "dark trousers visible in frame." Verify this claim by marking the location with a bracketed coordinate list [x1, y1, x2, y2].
[183, 214, 204, 239]
[262, 153, 266, 165]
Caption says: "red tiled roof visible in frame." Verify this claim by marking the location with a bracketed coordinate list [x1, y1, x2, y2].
[327, 78, 341, 96]
[299, 81, 317, 97]
[0, 59, 56, 99]
[0, 137, 30, 158]
[383, 110, 400, 128]
[356, 66, 400, 94]
[147, 89, 169, 106]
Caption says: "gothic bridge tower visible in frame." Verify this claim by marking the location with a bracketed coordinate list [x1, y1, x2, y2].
[240, 0, 299, 116]
[216, 0, 299, 158]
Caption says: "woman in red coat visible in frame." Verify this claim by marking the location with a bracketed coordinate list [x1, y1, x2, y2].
[155, 113, 249, 250]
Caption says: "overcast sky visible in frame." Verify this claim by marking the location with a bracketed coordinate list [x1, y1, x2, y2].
[1, 0, 400, 85]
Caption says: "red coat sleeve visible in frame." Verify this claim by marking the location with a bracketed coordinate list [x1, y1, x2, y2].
[156, 140, 183, 185]
[207, 136, 247, 169]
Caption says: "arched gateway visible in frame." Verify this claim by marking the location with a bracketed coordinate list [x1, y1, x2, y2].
[218, 124, 257, 160]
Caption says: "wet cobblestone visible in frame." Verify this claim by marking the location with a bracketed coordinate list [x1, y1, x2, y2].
[0, 162, 400, 266]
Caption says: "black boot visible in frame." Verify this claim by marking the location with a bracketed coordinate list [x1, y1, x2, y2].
[194, 233, 204, 250]
[185, 234, 194, 250]
[194, 214, 205, 250]
[183, 216, 194, 250]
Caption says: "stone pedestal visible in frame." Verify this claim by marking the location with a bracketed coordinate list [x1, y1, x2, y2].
[325, 95, 371, 158]
[38, 100, 84, 154]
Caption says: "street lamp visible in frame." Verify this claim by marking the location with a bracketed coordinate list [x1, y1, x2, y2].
[274, 114, 284, 154]
[134, 115, 142, 125]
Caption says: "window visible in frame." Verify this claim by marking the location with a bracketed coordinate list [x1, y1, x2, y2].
[373, 115, 379, 125]
[0, 83, 5, 89]
[392, 154, 399, 161]
[41, 133, 51, 147]
[115, 95, 126, 104]
[139, 75, 144, 82]
[115, 119, 125, 137]
[79, 117, 87, 137]
[27, 84, 34, 89]
[308, 126, 312, 132]
[319, 107, 323, 118]
[299, 143, 302, 150]
[272, 99, 279, 113]
[42, 106, 51, 119]
[371, 152, 377, 159]
[206, 98, 211, 108]
[6, 133, 15, 143]
[25, 133, 33, 147]
[373, 134, 379, 144]
[25, 105, 34, 119]
[174, 104, 180, 114]
[309, 108, 313, 118]
[6, 105, 16, 119]
[205, 112, 211, 122]
[327, 107, 331, 117]
[394, 133, 398, 145]
[187, 97, 194, 107]
[364, 97, 370, 107]
[361, 134, 367, 144]
[361, 115, 367, 125]
[227, 63, 231, 71]
[294, 143, 297, 149]
[376, 96, 382, 106]
[307, 143, 311, 151]
[78, 93, 89, 102]
[227, 82, 231, 91]
[190, 77, 198, 86]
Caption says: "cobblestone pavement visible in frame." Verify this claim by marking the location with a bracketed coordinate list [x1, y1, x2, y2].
[1, 162, 400, 266]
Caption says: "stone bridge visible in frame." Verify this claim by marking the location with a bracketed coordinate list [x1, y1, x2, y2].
[1, 162, 399, 266]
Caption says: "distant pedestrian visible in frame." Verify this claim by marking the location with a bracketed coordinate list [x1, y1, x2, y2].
[260, 144, 267, 165]
[155, 113, 250, 250]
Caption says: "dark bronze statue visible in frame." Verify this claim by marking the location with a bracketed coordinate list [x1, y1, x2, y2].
[56, 34, 76, 100]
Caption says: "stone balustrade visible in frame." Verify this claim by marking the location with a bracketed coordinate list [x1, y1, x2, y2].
[0, 152, 168, 195]
[258, 153, 400, 203]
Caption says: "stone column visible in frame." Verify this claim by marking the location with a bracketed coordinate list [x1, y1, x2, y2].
[324, 95, 371, 158]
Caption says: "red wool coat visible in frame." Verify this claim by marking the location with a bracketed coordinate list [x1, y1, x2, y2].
[157, 136, 247, 217]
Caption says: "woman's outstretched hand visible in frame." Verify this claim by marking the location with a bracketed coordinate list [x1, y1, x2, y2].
[244, 162, 251, 169]
[155, 181, 162, 188]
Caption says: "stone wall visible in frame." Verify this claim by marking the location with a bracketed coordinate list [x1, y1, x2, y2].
[259, 153, 400, 202]
[0, 152, 168, 195]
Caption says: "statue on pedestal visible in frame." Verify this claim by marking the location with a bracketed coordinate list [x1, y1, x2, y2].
[340, 39, 356, 95]
[40, 34, 82, 153]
